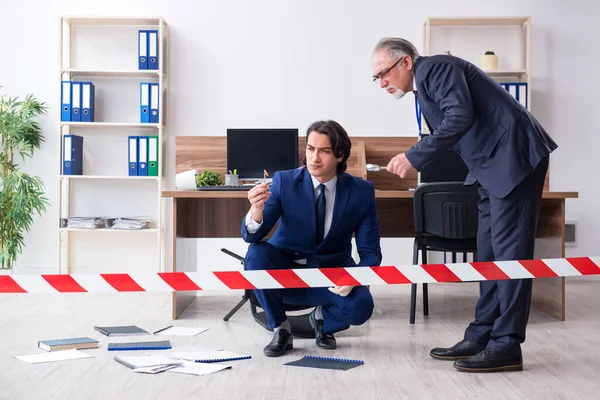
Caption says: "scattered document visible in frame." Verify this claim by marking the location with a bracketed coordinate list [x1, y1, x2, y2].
[167, 360, 232, 376]
[15, 349, 93, 364]
[171, 350, 251, 363]
[153, 326, 209, 337]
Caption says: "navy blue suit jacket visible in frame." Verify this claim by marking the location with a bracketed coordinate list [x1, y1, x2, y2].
[406, 55, 558, 198]
[240, 167, 382, 268]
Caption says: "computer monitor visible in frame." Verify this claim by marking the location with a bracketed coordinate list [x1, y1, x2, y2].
[419, 134, 469, 183]
[227, 128, 299, 181]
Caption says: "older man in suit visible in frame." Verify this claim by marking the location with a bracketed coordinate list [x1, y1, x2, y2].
[241, 119, 382, 357]
[371, 37, 557, 372]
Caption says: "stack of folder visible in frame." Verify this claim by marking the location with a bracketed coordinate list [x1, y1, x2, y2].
[140, 82, 160, 123]
[138, 30, 159, 70]
[129, 135, 159, 176]
[61, 81, 95, 122]
[499, 82, 528, 109]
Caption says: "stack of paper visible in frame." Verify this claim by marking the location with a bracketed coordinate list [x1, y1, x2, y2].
[108, 217, 151, 230]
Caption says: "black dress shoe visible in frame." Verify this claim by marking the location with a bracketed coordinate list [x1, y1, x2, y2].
[430, 340, 487, 360]
[454, 347, 523, 372]
[309, 308, 336, 350]
[263, 329, 293, 357]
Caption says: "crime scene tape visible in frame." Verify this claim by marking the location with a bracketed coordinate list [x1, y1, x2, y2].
[0, 257, 599, 294]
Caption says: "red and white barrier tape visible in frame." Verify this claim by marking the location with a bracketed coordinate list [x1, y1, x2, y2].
[1, 257, 599, 294]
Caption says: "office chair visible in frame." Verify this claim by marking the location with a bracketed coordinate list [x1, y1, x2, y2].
[411, 182, 479, 324]
[220, 247, 316, 338]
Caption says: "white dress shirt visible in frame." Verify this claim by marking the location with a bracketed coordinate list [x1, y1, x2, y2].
[245, 174, 338, 239]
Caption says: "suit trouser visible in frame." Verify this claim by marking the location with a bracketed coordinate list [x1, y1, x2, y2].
[244, 242, 374, 335]
[464, 155, 549, 351]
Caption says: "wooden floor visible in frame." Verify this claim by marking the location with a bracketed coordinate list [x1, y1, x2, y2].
[1, 277, 599, 400]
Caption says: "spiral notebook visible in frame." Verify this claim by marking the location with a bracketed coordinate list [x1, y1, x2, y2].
[284, 355, 364, 370]
[15, 349, 94, 364]
[108, 340, 171, 351]
[171, 350, 251, 363]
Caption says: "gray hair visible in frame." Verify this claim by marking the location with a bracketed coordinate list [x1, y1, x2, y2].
[373, 37, 420, 63]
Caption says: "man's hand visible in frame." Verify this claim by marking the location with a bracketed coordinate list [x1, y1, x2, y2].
[248, 183, 271, 223]
[386, 153, 415, 178]
[328, 286, 354, 297]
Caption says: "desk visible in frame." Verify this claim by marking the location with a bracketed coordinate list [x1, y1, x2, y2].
[162, 189, 578, 320]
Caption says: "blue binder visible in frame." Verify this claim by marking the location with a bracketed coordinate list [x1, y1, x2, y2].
[138, 136, 148, 176]
[61, 81, 72, 122]
[128, 136, 139, 176]
[63, 134, 83, 175]
[70, 82, 82, 122]
[138, 30, 148, 70]
[149, 83, 159, 123]
[147, 30, 158, 70]
[140, 83, 150, 123]
[81, 82, 95, 122]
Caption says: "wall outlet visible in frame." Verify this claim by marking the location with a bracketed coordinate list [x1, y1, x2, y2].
[565, 221, 576, 246]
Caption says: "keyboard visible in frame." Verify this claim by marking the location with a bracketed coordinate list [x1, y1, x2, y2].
[197, 185, 253, 191]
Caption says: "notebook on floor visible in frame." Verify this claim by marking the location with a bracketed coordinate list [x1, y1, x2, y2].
[284, 355, 364, 370]
[38, 337, 99, 352]
[15, 349, 94, 364]
[94, 325, 149, 336]
[171, 350, 251, 363]
[108, 340, 171, 351]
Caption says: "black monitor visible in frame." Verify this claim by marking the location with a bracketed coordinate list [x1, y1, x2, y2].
[227, 128, 299, 180]
[419, 134, 469, 183]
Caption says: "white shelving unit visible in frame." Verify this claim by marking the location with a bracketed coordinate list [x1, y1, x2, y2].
[423, 16, 531, 112]
[58, 16, 168, 274]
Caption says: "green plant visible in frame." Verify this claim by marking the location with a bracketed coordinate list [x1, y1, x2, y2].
[485, 51, 496, 55]
[0, 90, 50, 270]
[196, 169, 222, 187]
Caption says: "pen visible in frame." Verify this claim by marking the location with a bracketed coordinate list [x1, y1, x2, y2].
[263, 169, 268, 184]
[153, 325, 173, 335]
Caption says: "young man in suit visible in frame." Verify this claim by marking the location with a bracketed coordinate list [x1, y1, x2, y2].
[371, 38, 558, 372]
[241, 119, 382, 357]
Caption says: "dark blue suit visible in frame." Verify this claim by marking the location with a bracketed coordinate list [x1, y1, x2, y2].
[406, 55, 558, 351]
[241, 167, 382, 335]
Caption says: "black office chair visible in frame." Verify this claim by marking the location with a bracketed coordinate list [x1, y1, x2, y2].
[410, 182, 479, 324]
[220, 247, 316, 338]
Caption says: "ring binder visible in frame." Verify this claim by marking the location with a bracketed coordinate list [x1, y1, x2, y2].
[284, 355, 364, 370]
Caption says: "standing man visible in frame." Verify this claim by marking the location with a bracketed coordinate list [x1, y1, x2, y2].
[241, 120, 382, 357]
[371, 37, 557, 372]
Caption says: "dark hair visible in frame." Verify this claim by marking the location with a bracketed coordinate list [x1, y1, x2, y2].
[303, 120, 352, 176]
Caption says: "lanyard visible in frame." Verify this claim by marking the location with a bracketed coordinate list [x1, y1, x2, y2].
[415, 95, 422, 137]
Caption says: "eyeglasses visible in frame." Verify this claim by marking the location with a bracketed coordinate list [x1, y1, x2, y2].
[372, 57, 403, 83]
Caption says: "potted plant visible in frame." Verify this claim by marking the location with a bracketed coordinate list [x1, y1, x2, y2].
[0, 89, 50, 271]
[481, 50, 498, 71]
[196, 169, 222, 187]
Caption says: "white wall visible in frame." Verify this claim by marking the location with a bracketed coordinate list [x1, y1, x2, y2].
[0, 0, 598, 274]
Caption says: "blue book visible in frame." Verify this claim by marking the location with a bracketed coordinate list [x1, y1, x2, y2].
[38, 337, 98, 352]
[284, 355, 364, 370]
[108, 340, 171, 351]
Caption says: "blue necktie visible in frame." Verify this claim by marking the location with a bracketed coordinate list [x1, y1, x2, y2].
[316, 184, 326, 244]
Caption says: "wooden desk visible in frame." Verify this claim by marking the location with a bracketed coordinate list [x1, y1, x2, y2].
[165, 135, 577, 320]
[162, 189, 578, 320]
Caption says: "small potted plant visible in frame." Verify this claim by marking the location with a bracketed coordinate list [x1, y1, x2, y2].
[481, 50, 498, 71]
[196, 169, 222, 187]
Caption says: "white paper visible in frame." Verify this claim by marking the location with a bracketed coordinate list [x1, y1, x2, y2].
[116, 354, 182, 369]
[15, 349, 93, 364]
[171, 350, 250, 362]
[167, 360, 231, 376]
[155, 327, 208, 337]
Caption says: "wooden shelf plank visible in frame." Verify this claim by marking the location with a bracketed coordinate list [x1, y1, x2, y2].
[60, 175, 159, 180]
[62, 69, 161, 78]
[60, 228, 159, 233]
[427, 17, 530, 27]
[60, 122, 160, 129]
[61, 16, 166, 26]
